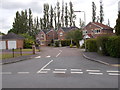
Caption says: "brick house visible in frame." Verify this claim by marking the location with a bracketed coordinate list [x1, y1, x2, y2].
[57, 26, 79, 40]
[0, 32, 25, 49]
[82, 22, 114, 39]
[36, 29, 58, 46]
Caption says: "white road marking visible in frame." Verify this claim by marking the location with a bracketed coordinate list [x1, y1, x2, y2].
[35, 56, 41, 58]
[71, 72, 83, 74]
[46, 56, 51, 58]
[43, 69, 51, 71]
[86, 70, 100, 72]
[108, 73, 120, 76]
[38, 71, 48, 73]
[18, 72, 30, 74]
[56, 53, 61, 57]
[37, 60, 53, 73]
[0, 72, 12, 74]
[54, 69, 67, 71]
[71, 69, 82, 71]
[53, 71, 66, 74]
[106, 70, 120, 73]
[88, 72, 103, 75]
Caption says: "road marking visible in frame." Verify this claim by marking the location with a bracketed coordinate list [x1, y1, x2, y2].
[106, 70, 120, 73]
[18, 72, 30, 74]
[71, 69, 82, 71]
[88, 72, 103, 75]
[54, 69, 67, 71]
[35, 56, 41, 58]
[46, 56, 51, 58]
[0, 72, 12, 74]
[43, 69, 51, 71]
[71, 72, 83, 74]
[56, 53, 61, 57]
[37, 60, 53, 73]
[86, 70, 100, 72]
[38, 71, 48, 74]
[108, 73, 120, 76]
[53, 71, 66, 74]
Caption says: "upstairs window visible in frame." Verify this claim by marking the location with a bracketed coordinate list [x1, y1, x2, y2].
[60, 32, 63, 36]
[41, 34, 44, 38]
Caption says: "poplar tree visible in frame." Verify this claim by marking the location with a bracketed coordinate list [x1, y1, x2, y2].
[115, 11, 120, 35]
[54, 6, 57, 29]
[61, 0, 64, 27]
[100, 0, 104, 23]
[65, 3, 68, 27]
[57, 1, 61, 29]
[50, 5, 54, 28]
[92, 2, 96, 22]
[69, 1, 73, 27]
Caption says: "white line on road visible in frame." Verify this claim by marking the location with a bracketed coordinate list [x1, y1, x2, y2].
[0, 72, 12, 74]
[38, 71, 48, 74]
[43, 69, 51, 71]
[53, 71, 66, 74]
[88, 72, 103, 75]
[108, 73, 120, 76]
[54, 69, 67, 71]
[71, 72, 83, 74]
[56, 53, 61, 57]
[46, 56, 51, 58]
[71, 69, 82, 71]
[37, 60, 53, 73]
[86, 70, 100, 72]
[17, 72, 30, 74]
[106, 70, 120, 73]
[35, 56, 41, 58]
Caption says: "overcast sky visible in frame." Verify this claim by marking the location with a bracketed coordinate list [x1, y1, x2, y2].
[0, 0, 119, 34]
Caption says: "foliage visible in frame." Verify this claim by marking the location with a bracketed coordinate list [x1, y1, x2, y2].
[92, 2, 97, 22]
[65, 3, 68, 27]
[115, 11, 120, 36]
[106, 36, 120, 58]
[54, 40, 59, 47]
[96, 35, 109, 55]
[70, 44, 73, 48]
[61, 40, 71, 46]
[86, 39, 97, 52]
[100, 1, 104, 23]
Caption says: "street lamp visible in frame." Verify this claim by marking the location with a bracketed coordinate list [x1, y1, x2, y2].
[74, 10, 87, 51]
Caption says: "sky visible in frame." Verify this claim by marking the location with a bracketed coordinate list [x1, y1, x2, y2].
[0, 0, 119, 34]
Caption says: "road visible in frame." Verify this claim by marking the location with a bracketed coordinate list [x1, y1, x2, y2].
[2, 47, 119, 88]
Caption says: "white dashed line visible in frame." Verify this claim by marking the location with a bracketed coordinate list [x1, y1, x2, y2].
[0, 72, 12, 74]
[71, 69, 82, 71]
[86, 70, 100, 72]
[37, 60, 53, 73]
[53, 71, 66, 74]
[18, 72, 30, 74]
[54, 69, 67, 71]
[108, 73, 120, 76]
[35, 56, 41, 58]
[71, 72, 83, 74]
[38, 71, 48, 74]
[106, 70, 120, 73]
[56, 53, 61, 57]
[88, 72, 103, 75]
[46, 56, 51, 58]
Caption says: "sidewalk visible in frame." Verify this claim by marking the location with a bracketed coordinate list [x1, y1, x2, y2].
[1, 52, 40, 65]
[82, 49, 120, 67]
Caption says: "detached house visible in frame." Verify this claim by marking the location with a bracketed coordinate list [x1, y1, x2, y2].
[36, 29, 57, 46]
[82, 22, 114, 39]
[57, 26, 79, 40]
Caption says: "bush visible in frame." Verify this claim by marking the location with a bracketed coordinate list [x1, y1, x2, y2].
[70, 44, 73, 48]
[86, 39, 97, 52]
[61, 40, 71, 46]
[54, 41, 59, 47]
[96, 36, 109, 55]
[24, 39, 34, 49]
[106, 36, 120, 58]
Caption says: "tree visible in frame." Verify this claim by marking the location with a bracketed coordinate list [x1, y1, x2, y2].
[33, 17, 39, 35]
[40, 18, 43, 30]
[50, 5, 54, 28]
[61, 0, 64, 27]
[107, 19, 110, 26]
[92, 2, 96, 22]
[54, 6, 57, 29]
[69, 1, 74, 27]
[57, 1, 61, 29]
[115, 11, 120, 35]
[79, 18, 85, 29]
[100, 0, 104, 23]
[65, 3, 68, 27]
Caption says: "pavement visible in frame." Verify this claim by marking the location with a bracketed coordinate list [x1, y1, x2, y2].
[82, 49, 120, 67]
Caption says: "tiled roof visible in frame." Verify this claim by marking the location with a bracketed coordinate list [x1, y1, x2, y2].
[1, 32, 25, 40]
[61, 26, 79, 32]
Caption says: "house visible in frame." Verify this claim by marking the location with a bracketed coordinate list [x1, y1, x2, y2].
[36, 29, 58, 46]
[82, 22, 114, 39]
[0, 32, 25, 49]
[57, 26, 79, 40]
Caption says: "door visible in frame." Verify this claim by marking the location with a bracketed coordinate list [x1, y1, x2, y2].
[8, 41, 16, 49]
[0, 41, 6, 49]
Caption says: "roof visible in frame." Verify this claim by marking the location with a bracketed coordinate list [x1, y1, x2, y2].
[1, 32, 25, 40]
[60, 26, 79, 32]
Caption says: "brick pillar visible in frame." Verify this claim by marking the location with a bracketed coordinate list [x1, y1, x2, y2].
[6, 40, 8, 49]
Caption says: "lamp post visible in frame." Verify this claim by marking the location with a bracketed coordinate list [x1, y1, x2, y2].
[74, 10, 87, 51]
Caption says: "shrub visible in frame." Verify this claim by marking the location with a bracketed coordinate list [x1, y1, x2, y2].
[70, 44, 73, 48]
[86, 39, 97, 52]
[96, 36, 109, 55]
[106, 36, 120, 58]
[24, 39, 34, 49]
[61, 40, 71, 46]
[54, 41, 59, 47]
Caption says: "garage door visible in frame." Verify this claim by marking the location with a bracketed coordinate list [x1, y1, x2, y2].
[0, 41, 6, 49]
[8, 41, 16, 49]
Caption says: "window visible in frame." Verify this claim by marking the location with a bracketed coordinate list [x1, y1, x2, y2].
[60, 32, 63, 36]
[41, 34, 44, 38]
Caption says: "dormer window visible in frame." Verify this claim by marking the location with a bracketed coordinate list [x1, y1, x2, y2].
[60, 32, 63, 36]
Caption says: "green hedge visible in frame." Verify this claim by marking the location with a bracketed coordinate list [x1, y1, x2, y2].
[106, 36, 120, 58]
[86, 39, 97, 52]
[96, 36, 109, 55]
[54, 41, 59, 47]
[61, 40, 71, 46]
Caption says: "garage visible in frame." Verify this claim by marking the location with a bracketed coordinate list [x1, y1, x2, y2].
[8, 41, 16, 49]
[0, 41, 6, 49]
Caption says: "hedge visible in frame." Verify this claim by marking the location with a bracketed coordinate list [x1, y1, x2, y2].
[106, 36, 120, 58]
[86, 39, 97, 52]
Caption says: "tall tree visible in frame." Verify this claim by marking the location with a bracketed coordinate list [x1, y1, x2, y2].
[50, 5, 54, 28]
[100, 0, 104, 23]
[57, 1, 61, 29]
[40, 18, 43, 30]
[54, 6, 57, 29]
[65, 3, 68, 27]
[61, 0, 64, 27]
[69, 1, 74, 27]
[92, 2, 96, 22]
[115, 11, 120, 35]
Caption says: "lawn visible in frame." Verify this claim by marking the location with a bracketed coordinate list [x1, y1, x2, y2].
[14, 49, 39, 52]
